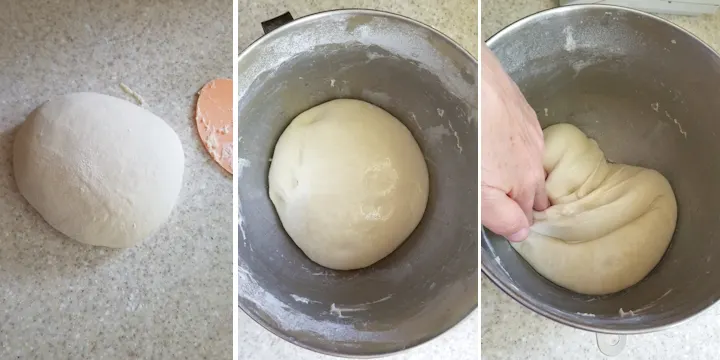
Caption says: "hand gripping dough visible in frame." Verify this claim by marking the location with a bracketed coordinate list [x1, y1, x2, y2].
[512, 123, 677, 295]
[268, 99, 429, 270]
[14, 92, 185, 248]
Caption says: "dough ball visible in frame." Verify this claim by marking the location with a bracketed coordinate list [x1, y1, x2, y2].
[14, 92, 185, 248]
[268, 99, 429, 270]
[512, 123, 677, 295]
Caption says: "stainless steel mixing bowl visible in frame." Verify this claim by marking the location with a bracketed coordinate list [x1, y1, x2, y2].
[482, 4, 720, 343]
[238, 10, 477, 357]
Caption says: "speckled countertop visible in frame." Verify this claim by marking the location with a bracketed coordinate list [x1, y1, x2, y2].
[481, 1, 720, 359]
[237, 0, 478, 359]
[0, 1, 231, 359]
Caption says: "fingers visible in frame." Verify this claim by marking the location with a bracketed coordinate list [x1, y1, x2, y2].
[481, 186, 531, 242]
[533, 181, 550, 211]
[513, 185, 535, 227]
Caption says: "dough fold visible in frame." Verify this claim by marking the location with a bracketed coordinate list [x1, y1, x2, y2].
[512, 123, 677, 295]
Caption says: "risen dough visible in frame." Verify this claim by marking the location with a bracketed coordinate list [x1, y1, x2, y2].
[268, 99, 429, 270]
[512, 123, 677, 295]
[14, 92, 184, 248]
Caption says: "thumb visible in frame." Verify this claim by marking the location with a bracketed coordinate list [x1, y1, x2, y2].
[481, 186, 531, 242]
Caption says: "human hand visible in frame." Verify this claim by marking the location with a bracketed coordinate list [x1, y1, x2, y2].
[481, 44, 550, 242]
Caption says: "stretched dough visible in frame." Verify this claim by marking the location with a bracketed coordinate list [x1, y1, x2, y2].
[512, 123, 677, 295]
[268, 99, 429, 270]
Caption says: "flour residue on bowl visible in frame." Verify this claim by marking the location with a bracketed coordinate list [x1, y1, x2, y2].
[237, 157, 251, 178]
[571, 59, 598, 77]
[329, 304, 364, 318]
[290, 294, 321, 304]
[494, 255, 513, 281]
[329, 295, 394, 318]
[237, 12, 476, 107]
[563, 27, 578, 52]
[408, 112, 422, 130]
[238, 265, 395, 343]
[631, 289, 673, 314]
[652, 103, 688, 139]
[663, 110, 688, 139]
[618, 289, 673, 318]
[424, 124, 451, 144]
[238, 158, 252, 241]
[361, 89, 392, 105]
[575, 312, 596, 317]
[447, 121, 463, 153]
[619, 308, 634, 317]
[423, 122, 463, 153]
[238, 202, 248, 242]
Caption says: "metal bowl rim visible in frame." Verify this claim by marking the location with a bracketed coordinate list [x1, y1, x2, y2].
[237, 8, 478, 358]
[482, 3, 720, 335]
[237, 8, 478, 96]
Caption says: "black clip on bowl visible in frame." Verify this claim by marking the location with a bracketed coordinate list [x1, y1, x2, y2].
[261, 12, 294, 34]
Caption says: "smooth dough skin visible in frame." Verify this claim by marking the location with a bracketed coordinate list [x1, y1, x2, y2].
[268, 99, 429, 270]
[14, 92, 185, 248]
[512, 123, 677, 295]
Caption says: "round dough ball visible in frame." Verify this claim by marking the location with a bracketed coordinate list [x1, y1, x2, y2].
[14, 92, 185, 248]
[512, 123, 677, 295]
[268, 99, 429, 270]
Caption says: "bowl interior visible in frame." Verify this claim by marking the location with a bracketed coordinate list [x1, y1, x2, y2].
[483, 5, 720, 333]
[238, 11, 478, 356]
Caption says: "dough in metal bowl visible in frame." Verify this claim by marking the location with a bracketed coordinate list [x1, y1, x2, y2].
[512, 123, 677, 295]
[268, 99, 429, 270]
